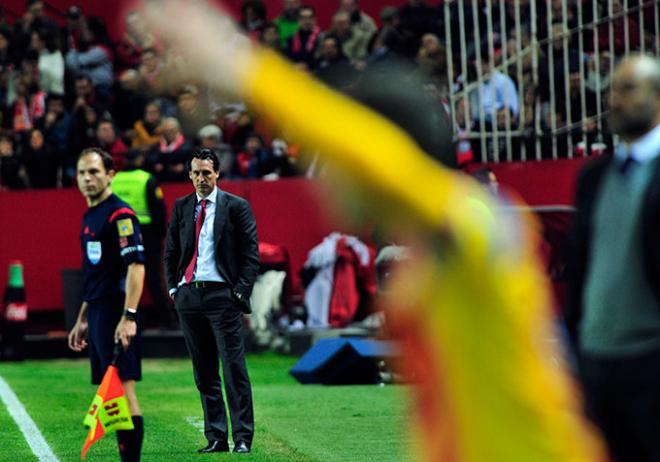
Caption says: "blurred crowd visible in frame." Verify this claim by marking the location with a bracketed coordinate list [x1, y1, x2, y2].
[0, 0, 658, 190]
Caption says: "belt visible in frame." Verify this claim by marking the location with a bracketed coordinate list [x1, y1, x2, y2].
[186, 281, 228, 289]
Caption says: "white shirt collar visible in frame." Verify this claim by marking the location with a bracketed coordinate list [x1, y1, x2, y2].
[616, 123, 660, 164]
[196, 186, 218, 204]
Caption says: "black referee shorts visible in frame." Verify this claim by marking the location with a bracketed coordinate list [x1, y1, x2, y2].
[87, 293, 142, 385]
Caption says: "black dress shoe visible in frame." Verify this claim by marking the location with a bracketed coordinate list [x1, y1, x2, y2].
[233, 441, 251, 453]
[197, 440, 229, 453]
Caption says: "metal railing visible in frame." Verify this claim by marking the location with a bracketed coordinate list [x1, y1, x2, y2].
[444, 0, 660, 162]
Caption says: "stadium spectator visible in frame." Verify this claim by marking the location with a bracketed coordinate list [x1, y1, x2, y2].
[30, 27, 63, 94]
[164, 148, 258, 454]
[10, 64, 46, 134]
[39, 93, 70, 173]
[566, 55, 660, 462]
[116, 11, 162, 72]
[147, 116, 192, 182]
[61, 5, 84, 53]
[365, 26, 403, 68]
[222, 110, 256, 151]
[469, 44, 519, 125]
[114, 69, 149, 135]
[597, 0, 640, 55]
[0, 27, 12, 68]
[286, 6, 321, 69]
[338, 0, 376, 58]
[69, 103, 103, 164]
[65, 17, 114, 101]
[259, 22, 281, 51]
[273, 0, 300, 49]
[176, 84, 211, 142]
[23, 127, 56, 188]
[0, 130, 28, 189]
[379, 6, 399, 29]
[12, 0, 59, 54]
[416, 33, 446, 87]
[315, 35, 355, 89]
[70, 74, 108, 113]
[132, 101, 162, 152]
[68, 148, 145, 462]
[476, 106, 522, 162]
[555, 67, 600, 152]
[198, 124, 234, 178]
[235, 132, 280, 178]
[397, 0, 442, 57]
[96, 119, 128, 171]
[328, 10, 369, 63]
[239, 0, 267, 39]
[542, 22, 585, 104]
[138, 47, 167, 98]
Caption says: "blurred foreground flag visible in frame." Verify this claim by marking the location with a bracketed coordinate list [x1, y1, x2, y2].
[81, 364, 133, 459]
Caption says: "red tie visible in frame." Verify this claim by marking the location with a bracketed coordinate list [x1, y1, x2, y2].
[184, 199, 207, 283]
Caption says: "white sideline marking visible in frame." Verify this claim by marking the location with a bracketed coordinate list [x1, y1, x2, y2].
[0, 375, 60, 462]
[185, 415, 205, 433]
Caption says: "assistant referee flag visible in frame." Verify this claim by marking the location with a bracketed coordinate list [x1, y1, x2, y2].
[81, 353, 133, 458]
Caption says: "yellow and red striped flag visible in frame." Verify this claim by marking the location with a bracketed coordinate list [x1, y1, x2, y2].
[81, 364, 133, 459]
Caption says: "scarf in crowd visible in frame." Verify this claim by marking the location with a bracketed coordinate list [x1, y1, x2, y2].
[13, 91, 46, 132]
[291, 26, 321, 54]
[159, 132, 185, 152]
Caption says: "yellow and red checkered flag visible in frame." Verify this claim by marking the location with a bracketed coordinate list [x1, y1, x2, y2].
[81, 344, 133, 459]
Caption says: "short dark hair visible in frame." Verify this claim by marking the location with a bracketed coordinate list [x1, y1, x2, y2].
[187, 148, 220, 172]
[262, 21, 278, 32]
[471, 168, 495, 185]
[46, 92, 65, 105]
[79, 147, 114, 172]
[76, 73, 92, 84]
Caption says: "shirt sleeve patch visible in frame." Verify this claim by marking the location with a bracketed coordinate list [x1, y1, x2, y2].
[120, 244, 145, 257]
[117, 218, 134, 237]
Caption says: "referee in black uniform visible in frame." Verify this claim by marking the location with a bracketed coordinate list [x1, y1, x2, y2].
[68, 147, 146, 462]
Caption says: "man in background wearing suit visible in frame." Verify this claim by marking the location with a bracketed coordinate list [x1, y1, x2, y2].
[164, 148, 259, 454]
[567, 55, 660, 462]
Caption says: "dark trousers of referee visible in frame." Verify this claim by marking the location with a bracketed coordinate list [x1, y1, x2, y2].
[175, 282, 254, 446]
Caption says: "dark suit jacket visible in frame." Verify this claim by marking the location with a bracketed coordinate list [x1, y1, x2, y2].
[164, 188, 260, 312]
[565, 155, 660, 347]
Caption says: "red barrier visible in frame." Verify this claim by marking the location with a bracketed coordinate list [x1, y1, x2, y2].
[474, 157, 591, 206]
[0, 178, 342, 311]
[0, 158, 592, 312]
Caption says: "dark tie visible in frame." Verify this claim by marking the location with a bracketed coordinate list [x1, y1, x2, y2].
[184, 199, 207, 283]
[619, 155, 638, 175]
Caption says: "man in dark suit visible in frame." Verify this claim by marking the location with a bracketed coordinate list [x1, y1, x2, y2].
[566, 55, 660, 462]
[164, 148, 259, 454]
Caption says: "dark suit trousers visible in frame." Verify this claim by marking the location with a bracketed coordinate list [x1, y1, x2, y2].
[579, 347, 660, 462]
[175, 284, 254, 444]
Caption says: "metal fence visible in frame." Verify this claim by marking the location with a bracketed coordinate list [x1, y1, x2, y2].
[444, 0, 660, 162]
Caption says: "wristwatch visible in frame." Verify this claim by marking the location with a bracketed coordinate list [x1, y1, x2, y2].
[123, 308, 138, 322]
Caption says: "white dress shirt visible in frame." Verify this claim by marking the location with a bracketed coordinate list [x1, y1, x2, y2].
[171, 187, 225, 295]
[615, 123, 660, 165]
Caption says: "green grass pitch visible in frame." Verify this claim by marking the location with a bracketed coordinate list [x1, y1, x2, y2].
[0, 353, 411, 461]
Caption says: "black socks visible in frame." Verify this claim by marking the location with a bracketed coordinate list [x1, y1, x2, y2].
[117, 415, 144, 462]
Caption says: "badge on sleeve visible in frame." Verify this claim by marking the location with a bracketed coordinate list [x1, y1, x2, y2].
[87, 241, 102, 265]
[117, 218, 134, 237]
